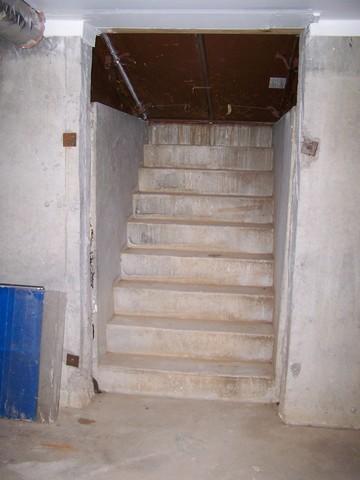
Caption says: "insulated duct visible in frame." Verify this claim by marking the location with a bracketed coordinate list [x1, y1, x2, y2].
[0, 0, 44, 48]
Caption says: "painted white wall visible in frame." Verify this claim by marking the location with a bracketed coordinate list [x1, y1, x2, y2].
[280, 34, 360, 429]
[272, 107, 298, 400]
[91, 104, 145, 359]
[310, 20, 360, 36]
[0, 36, 93, 409]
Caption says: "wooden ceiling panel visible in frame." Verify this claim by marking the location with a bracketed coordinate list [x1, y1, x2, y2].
[91, 33, 299, 123]
[204, 34, 298, 122]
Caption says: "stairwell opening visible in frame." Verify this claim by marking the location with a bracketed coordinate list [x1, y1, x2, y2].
[91, 33, 299, 124]
[89, 32, 299, 404]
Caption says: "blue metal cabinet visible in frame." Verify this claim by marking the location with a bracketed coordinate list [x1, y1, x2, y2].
[0, 284, 44, 420]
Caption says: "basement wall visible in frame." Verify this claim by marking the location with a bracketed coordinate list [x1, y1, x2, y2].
[0, 37, 93, 413]
[280, 35, 360, 428]
[272, 107, 297, 400]
[91, 104, 145, 359]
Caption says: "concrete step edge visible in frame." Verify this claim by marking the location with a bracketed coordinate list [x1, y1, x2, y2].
[140, 166, 273, 173]
[114, 279, 274, 297]
[122, 246, 274, 262]
[99, 353, 274, 379]
[144, 144, 273, 150]
[133, 191, 273, 200]
[108, 314, 274, 336]
[131, 214, 274, 226]
[128, 216, 274, 229]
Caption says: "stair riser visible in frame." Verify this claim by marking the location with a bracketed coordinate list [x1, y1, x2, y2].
[144, 145, 273, 171]
[139, 169, 273, 197]
[148, 124, 272, 147]
[114, 286, 273, 322]
[97, 367, 275, 402]
[121, 253, 273, 287]
[133, 194, 273, 223]
[107, 324, 273, 361]
[128, 223, 273, 254]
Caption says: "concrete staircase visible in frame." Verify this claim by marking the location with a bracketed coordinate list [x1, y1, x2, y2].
[98, 123, 275, 402]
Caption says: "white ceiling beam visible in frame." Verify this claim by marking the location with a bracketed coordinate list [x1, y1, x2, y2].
[44, 9, 319, 40]
[87, 9, 318, 31]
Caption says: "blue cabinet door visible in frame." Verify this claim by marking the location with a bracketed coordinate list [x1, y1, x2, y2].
[0, 284, 44, 420]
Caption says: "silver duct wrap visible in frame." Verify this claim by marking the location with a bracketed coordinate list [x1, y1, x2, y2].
[0, 0, 45, 48]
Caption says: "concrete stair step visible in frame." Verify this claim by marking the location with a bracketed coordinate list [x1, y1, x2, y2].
[114, 280, 273, 322]
[144, 145, 273, 170]
[139, 167, 273, 196]
[127, 217, 273, 254]
[121, 247, 273, 287]
[107, 314, 274, 361]
[133, 192, 273, 223]
[148, 123, 272, 147]
[97, 352, 275, 402]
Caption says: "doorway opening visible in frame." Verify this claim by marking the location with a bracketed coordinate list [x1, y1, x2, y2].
[89, 31, 299, 404]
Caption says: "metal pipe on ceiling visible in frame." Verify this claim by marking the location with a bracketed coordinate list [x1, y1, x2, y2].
[101, 33, 148, 121]
[0, 0, 45, 48]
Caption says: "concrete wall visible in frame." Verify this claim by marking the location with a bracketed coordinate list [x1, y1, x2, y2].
[0, 37, 93, 411]
[38, 291, 66, 423]
[91, 104, 145, 358]
[272, 107, 297, 400]
[280, 35, 360, 429]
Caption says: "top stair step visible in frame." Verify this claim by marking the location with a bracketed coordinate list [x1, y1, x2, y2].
[148, 123, 272, 147]
[144, 145, 273, 171]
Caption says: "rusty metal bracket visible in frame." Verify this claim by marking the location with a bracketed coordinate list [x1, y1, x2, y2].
[63, 132, 77, 147]
[301, 138, 319, 156]
[101, 33, 147, 120]
[66, 354, 79, 368]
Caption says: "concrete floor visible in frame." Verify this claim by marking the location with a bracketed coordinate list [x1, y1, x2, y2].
[0, 394, 359, 480]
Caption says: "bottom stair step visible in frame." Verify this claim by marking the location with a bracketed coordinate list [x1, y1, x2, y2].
[97, 353, 275, 402]
[107, 315, 274, 362]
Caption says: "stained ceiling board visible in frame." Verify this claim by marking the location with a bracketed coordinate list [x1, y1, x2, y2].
[91, 33, 299, 123]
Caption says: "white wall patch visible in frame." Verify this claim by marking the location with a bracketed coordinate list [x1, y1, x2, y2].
[269, 77, 287, 89]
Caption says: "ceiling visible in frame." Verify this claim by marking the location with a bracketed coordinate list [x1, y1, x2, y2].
[91, 33, 298, 123]
[33, 1, 360, 21]
[32, 2, 358, 123]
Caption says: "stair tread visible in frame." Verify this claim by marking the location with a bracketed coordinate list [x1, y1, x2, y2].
[122, 246, 273, 261]
[141, 166, 273, 173]
[109, 314, 273, 335]
[132, 215, 273, 226]
[144, 144, 272, 150]
[114, 279, 273, 296]
[128, 216, 273, 229]
[134, 191, 273, 200]
[100, 352, 273, 378]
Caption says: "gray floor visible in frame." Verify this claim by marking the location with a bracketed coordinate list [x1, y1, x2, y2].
[0, 393, 359, 480]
